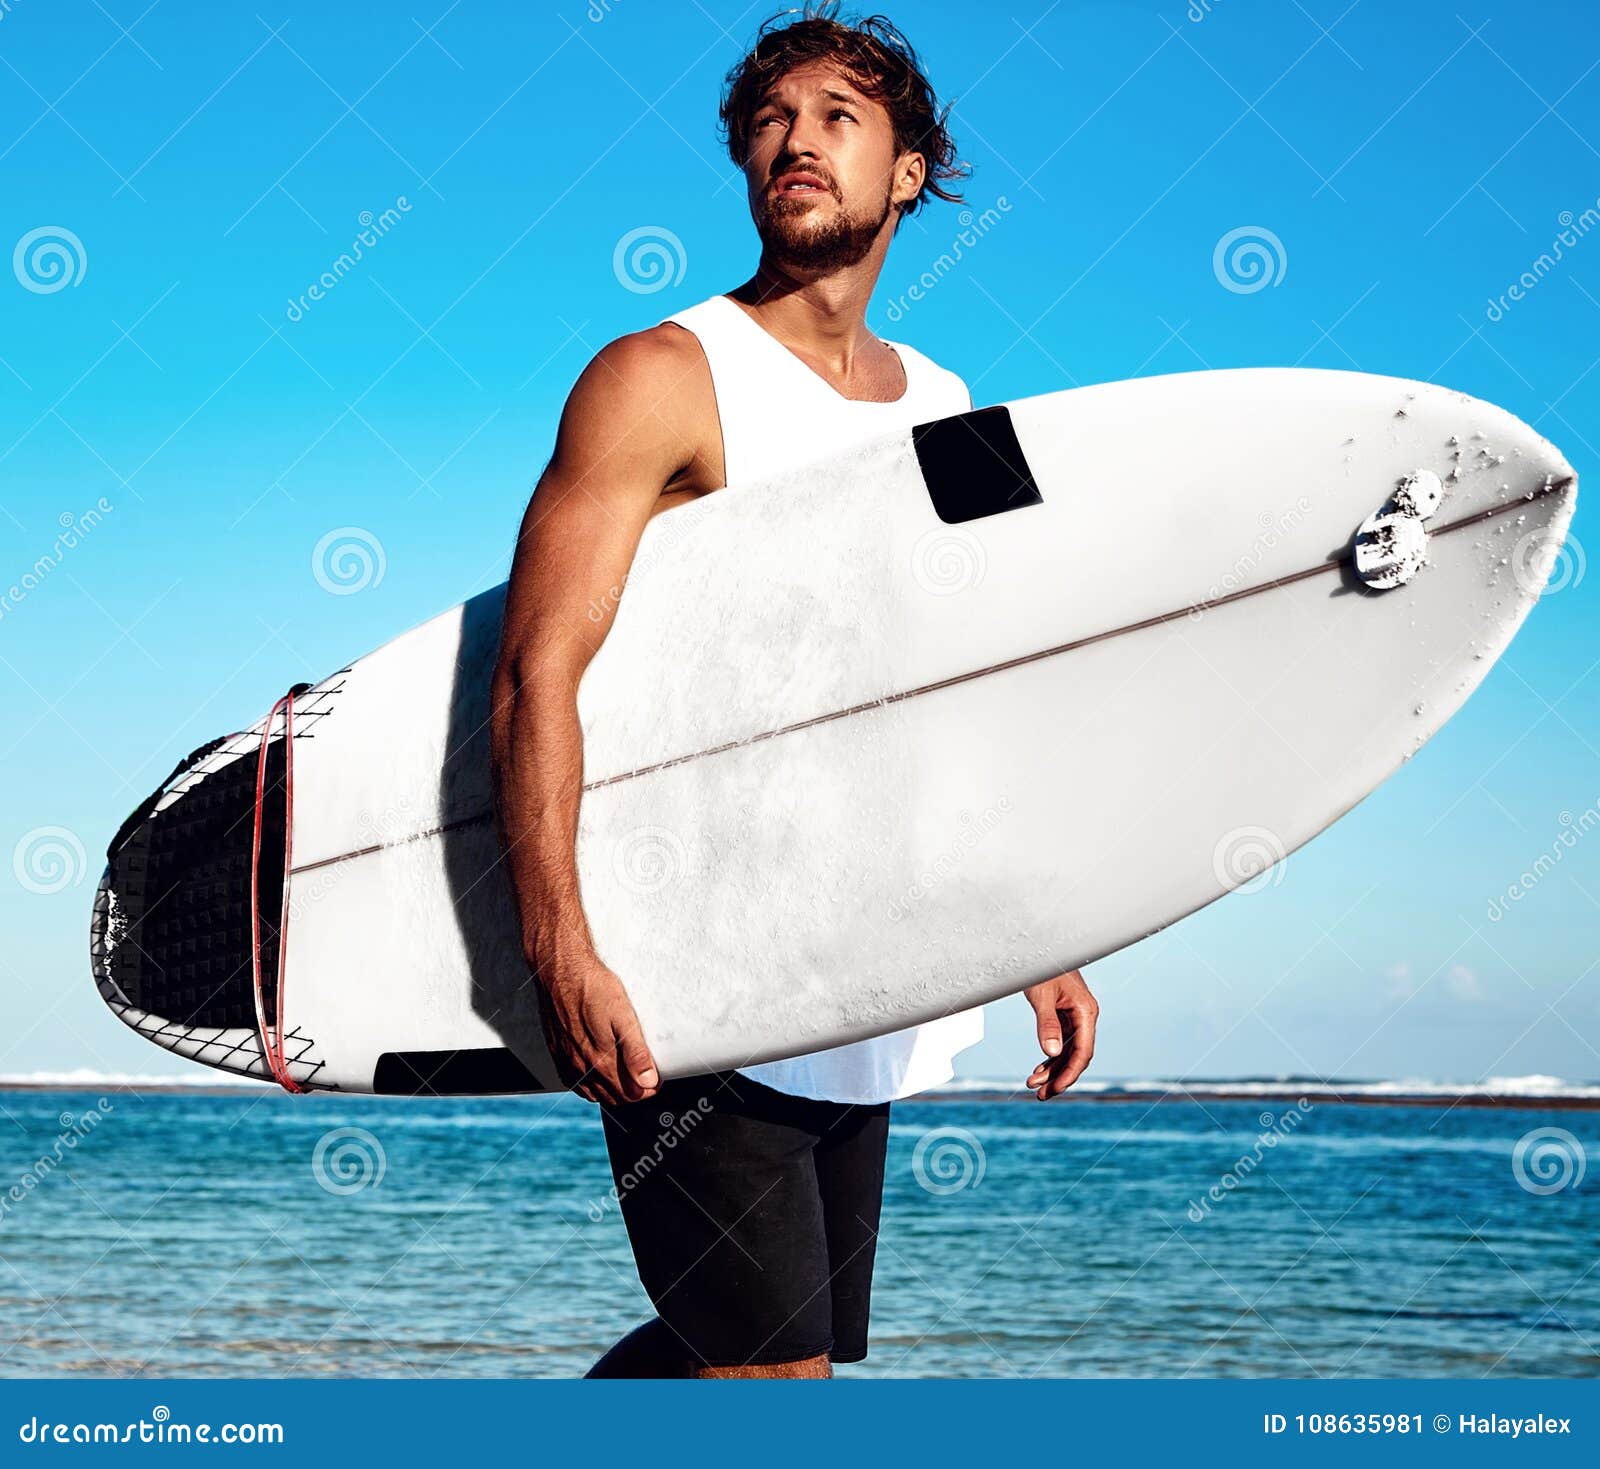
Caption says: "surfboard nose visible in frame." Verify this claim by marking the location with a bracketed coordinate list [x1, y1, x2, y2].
[1494, 412, 1579, 597]
[1383, 384, 1579, 604]
[1456, 392, 1577, 507]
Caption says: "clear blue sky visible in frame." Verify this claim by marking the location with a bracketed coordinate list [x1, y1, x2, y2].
[1, 0, 1595, 1085]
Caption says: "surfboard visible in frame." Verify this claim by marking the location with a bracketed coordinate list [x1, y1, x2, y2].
[90, 368, 1577, 1094]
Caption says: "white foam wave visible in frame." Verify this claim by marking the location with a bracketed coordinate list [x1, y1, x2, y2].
[934, 1074, 1600, 1101]
[0, 1068, 268, 1089]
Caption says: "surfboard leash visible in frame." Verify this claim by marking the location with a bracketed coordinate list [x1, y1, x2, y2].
[250, 686, 308, 1094]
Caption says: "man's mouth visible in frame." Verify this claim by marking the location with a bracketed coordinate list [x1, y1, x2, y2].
[772, 173, 830, 196]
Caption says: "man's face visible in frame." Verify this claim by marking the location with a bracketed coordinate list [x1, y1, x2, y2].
[743, 62, 916, 272]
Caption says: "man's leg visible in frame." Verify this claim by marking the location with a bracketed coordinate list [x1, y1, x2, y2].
[692, 1094, 888, 1376]
[696, 1351, 830, 1379]
[813, 1099, 891, 1366]
[593, 1072, 839, 1377]
[585, 1317, 695, 1378]
[587, 1319, 830, 1379]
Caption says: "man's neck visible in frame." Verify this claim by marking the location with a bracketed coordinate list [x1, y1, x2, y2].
[731, 263, 883, 357]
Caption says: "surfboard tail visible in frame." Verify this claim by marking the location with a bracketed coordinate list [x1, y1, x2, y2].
[90, 724, 330, 1090]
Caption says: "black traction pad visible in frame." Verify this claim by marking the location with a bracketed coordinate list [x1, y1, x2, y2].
[373, 1048, 546, 1096]
[103, 736, 286, 1032]
[912, 404, 1043, 524]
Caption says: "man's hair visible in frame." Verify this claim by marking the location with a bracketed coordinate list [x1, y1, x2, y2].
[719, 3, 968, 220]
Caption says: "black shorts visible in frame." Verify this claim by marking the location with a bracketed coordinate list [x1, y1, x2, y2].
[599, 1069, 890, 1368]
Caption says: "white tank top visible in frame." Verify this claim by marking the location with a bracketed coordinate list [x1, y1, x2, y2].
[659, 293, 985, 1104]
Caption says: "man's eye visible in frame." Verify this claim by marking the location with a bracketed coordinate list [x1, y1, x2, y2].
[830, 109, 856, 122]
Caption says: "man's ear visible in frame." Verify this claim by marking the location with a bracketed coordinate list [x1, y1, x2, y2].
[892, 149, 925, 213]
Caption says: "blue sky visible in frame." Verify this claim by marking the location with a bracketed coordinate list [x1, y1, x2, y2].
[0, 0, 1595, 1086]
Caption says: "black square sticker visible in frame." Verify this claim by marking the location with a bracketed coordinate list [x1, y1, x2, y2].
[911, 405, 1043, 524]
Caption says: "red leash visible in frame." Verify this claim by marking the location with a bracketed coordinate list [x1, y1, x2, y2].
[250, 689, 303, 1093]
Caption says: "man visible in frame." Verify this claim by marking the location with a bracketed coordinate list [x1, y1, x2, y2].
[489, 5, 1099, 1379]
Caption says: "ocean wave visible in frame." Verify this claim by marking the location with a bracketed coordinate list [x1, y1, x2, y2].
[0, 1068, 268, 1089]
[5, 1069, 1596, 1102]
[931, 1074, 1600, 1101]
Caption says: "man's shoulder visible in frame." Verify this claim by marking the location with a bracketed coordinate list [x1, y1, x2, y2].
[590, 320, 706, 388]
[567, 322, 711, 428]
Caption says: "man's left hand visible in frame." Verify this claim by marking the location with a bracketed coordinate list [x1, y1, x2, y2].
[1023, 969, 1098, 1100]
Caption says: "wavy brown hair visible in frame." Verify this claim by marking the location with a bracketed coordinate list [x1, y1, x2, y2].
[719, 3, 969, 221]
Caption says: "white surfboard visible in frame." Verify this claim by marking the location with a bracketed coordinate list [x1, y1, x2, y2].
[91, 368, 1576, 1093]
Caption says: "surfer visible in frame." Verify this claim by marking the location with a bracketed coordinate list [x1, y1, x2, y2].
[490, 3, 1100, 1379]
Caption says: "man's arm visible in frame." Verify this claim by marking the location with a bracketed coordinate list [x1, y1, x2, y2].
[490, 331, 700, 1106]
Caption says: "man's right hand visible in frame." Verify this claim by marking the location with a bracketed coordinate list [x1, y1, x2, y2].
[534, 946, 660, 1106]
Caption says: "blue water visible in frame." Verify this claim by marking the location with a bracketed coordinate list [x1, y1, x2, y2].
[0, 1090, 1594, 1377]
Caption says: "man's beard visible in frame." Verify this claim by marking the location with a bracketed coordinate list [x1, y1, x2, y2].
[755, 187, 892, 271]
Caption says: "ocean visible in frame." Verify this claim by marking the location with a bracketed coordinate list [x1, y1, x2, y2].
[0, 1082, 1594, 1378]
